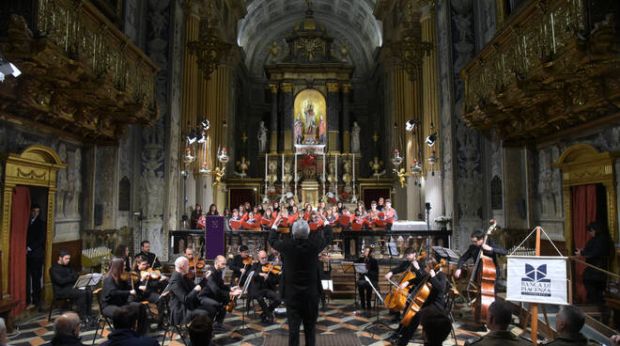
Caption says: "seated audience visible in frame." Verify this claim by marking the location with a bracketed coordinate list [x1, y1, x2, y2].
[45, 312, 85, 346]
[546, 305, 596, 346]
[102, 304, 159, 346]
[188, 314, 214, 346]
[467, 301, 529, 346]
[421, 306, 452, 346]
[0, 318, 8, 346]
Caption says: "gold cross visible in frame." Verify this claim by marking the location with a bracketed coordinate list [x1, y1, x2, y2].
[241, 131, 248, 143]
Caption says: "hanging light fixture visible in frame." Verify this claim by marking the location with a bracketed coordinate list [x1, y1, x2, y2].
[188, 13, 232, 80]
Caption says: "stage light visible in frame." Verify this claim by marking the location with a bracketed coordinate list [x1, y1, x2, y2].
[425, 132, 437, 147]
[0, 56, 21, 82]
[405, 119, 417, 132]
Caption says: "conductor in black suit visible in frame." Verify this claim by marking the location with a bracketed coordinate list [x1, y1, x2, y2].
[27, 204, 46, 309]
[269, 216, 333, 346]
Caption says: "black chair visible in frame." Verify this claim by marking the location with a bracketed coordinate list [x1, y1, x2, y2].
[91, 288, 113, 346]
[160, 292, 189, 346]
[47, 290, 73, 322]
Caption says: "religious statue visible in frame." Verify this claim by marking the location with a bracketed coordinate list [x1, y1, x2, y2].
[213, 166, 225, 186]
[318, 115, 326, 144]
[235, 156, 250, 177]
[294, 117, 303, 145]
[369, 156, 385, 177]
[282, 160, 293, 192]
[342, 159, 352, 186]
[351, 121, 360, 153]
[257, 121, 268, 153]
[304, 101, 317, 136]
[393, 168, 410, 188]
[267, 160, 278, 187]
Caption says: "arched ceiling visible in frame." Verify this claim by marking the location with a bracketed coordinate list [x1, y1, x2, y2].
[238, 0, 382, 79]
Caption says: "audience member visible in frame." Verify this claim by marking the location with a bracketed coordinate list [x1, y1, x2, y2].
[101, 305, 159, 346]
[45, 312, 86, 346]
[467, 301, 529, 346]
[421, 306, 452, 346]
[188, 314, 214, 346]
[546, 305, 596, 346]
[0, 317, 8, 346]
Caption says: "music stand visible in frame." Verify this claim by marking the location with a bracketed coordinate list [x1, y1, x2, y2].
[361, 276, 393, 335]
[235, 271, 255, 332]
[353, 263, 367, 311]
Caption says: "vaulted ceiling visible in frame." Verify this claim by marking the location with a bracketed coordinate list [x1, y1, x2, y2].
[238, 0, 382, 79]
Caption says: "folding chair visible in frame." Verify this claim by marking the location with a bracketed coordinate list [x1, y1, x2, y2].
[160, 291, 189, 346]
[91, 288, 113, 346]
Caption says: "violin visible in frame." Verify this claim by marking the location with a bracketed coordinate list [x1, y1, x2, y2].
[243, 257, 253, 266]
[187, 258, 207, 279]
[262, 263, 282, 275]
[140, 268, 161, 281]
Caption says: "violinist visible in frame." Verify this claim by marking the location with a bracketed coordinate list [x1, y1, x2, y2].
[134, 256, 163, 303]
[268, 248, 281, 265]
[102, 257, 142, 328]
[168, 256, 211, 325]
[200, 255, 242, 330]
[389, 256, 448, 346]
[134, 240, 161, 269]
[229, 245, 252, 285]
[355, 246, 379, 311]
[50, 250, 93, 324]
[114, 244, 132, 272]
[248, 250, 281, 324]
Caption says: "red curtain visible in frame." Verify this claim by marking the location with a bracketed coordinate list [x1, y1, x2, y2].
[10, 186, 30, 316]
[571, 184, 597, 304]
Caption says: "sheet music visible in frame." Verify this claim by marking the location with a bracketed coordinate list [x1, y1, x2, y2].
[353, 263, 368, 274]
[74, 273, 103, 289]
[321, 280, 333, 292]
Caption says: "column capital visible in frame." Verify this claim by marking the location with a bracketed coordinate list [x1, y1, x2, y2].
[326, 82, 340, 93]
[281, 82, 294, 93]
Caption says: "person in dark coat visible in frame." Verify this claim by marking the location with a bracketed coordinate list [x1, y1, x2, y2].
[101, 304, 159, 346]
[248, 250, 281, 323]
[467, 301, 530, 346]
[355, 246, 379, 311]
[391, 256, 448, 346]
[575, 222, 613, 304]
[454, 229, 507, 281]
[26, 204, 46, 309]
[200, 256, 242, 328]
[269, 216, 333, 346]
[101, 257, 145, 335]
[49, 250, 93, 321]
[545, 305, 597, 346]
[228, 245, 251, 285]
[168, 256, 213, 325]
[384, 248, 417, 320]
[44, 312, 87, 346]
[134, 240, 161, 269]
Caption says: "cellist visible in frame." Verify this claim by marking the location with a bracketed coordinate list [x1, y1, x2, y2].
[454, 224, 507, 324]
[384, 248, 417, 320]
[389, 255, 448, 346]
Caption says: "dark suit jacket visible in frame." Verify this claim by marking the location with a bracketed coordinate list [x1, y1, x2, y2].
[457, 240, 507, 277]
[168, 271, 199, 324]
[268, 226, 332, 306]
[248, 262, 279, 296]
[200, 269, 230, 303]
[406, 266, 448, 311]
[102, 276, 131, 310]
[135, 251, 161, 269]
[27, 217, 46, 259]
[50, 263, 79, 297]
[389, 260, 413, 276]
[100, 329, 159, 346]
[355, 256, 379, 283]
[582, 233, 612, 282]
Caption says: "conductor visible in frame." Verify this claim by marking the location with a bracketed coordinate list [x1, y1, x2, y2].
[269, 216, 333, 346]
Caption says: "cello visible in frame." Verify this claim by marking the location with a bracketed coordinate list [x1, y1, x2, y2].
[465, 219, 498, 322]
[400, 258, 445, 327]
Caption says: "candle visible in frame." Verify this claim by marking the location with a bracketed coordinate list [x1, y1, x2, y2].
[335, 154, 338, 194]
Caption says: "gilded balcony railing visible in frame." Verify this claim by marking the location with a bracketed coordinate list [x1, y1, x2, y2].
[461, 0, 620, 142]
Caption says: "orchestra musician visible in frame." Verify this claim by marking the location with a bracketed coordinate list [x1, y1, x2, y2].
[389, 256, 448, 346]
[384, 248, 417, 319]
[134, 240, 161, 269]
[113, 244, 132, 272]
[454, 229, 507, 287]
[168, 256, 211, 325]
[248, 250, 281, 324]
[229, 245, 252, 285]
[269, 216, 333, 346]
[200, 255, 242, 329]
[50, 250, 93, 324]
[101, 258, 146, 333]
[355, 246, 379, 311]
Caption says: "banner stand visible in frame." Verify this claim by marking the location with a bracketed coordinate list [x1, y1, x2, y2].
[508, 226, 565, 345]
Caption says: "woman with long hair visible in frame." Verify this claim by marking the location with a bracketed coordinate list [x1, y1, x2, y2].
[102, 258, 148, 334]
[114, 244, 131, 272]
[207, 204, 219, 216]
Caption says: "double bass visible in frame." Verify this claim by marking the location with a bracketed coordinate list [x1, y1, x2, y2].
[466, 219, 498, 321]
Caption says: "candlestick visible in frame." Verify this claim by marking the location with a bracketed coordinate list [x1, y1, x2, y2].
[335, 154, 338, 195]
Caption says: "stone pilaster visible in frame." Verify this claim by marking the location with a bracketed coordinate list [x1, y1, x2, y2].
[280, 83, 294, 153]
[342, 83, 351, 153]
[269, 84, 279, 153]
[326, 82, 340, 153]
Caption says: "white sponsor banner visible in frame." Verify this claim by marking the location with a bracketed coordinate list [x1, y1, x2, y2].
[506, 256, 569, 305]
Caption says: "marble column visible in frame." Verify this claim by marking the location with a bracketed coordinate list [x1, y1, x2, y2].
[281, 83, 294, 153]
[269, 84, 278, 153]
[342, 83, 351, 153]
[326, 82, 341, 153]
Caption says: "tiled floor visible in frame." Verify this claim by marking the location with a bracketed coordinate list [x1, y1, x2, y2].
[8, 299, 509, 345]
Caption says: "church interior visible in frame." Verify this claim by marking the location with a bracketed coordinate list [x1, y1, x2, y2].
[1, 0, 620, 345]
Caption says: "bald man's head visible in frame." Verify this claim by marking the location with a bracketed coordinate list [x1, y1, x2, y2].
[258, 250, 268, 264]
[55, 312, 80, 338]
[175, 256, 189, 274]
[214, 255, 227, 270]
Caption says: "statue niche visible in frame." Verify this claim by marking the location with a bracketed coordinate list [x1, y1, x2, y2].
[294, 89, 327, 146]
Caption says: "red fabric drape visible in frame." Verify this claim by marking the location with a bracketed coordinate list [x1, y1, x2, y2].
[10, 186, 30, 315]
[571, 184, 597, 304]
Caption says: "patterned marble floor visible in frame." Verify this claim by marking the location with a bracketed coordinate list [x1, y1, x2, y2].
[7, 299, 507, 345]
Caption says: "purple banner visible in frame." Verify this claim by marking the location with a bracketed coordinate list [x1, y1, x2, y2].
[205, 216, 225, 260]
